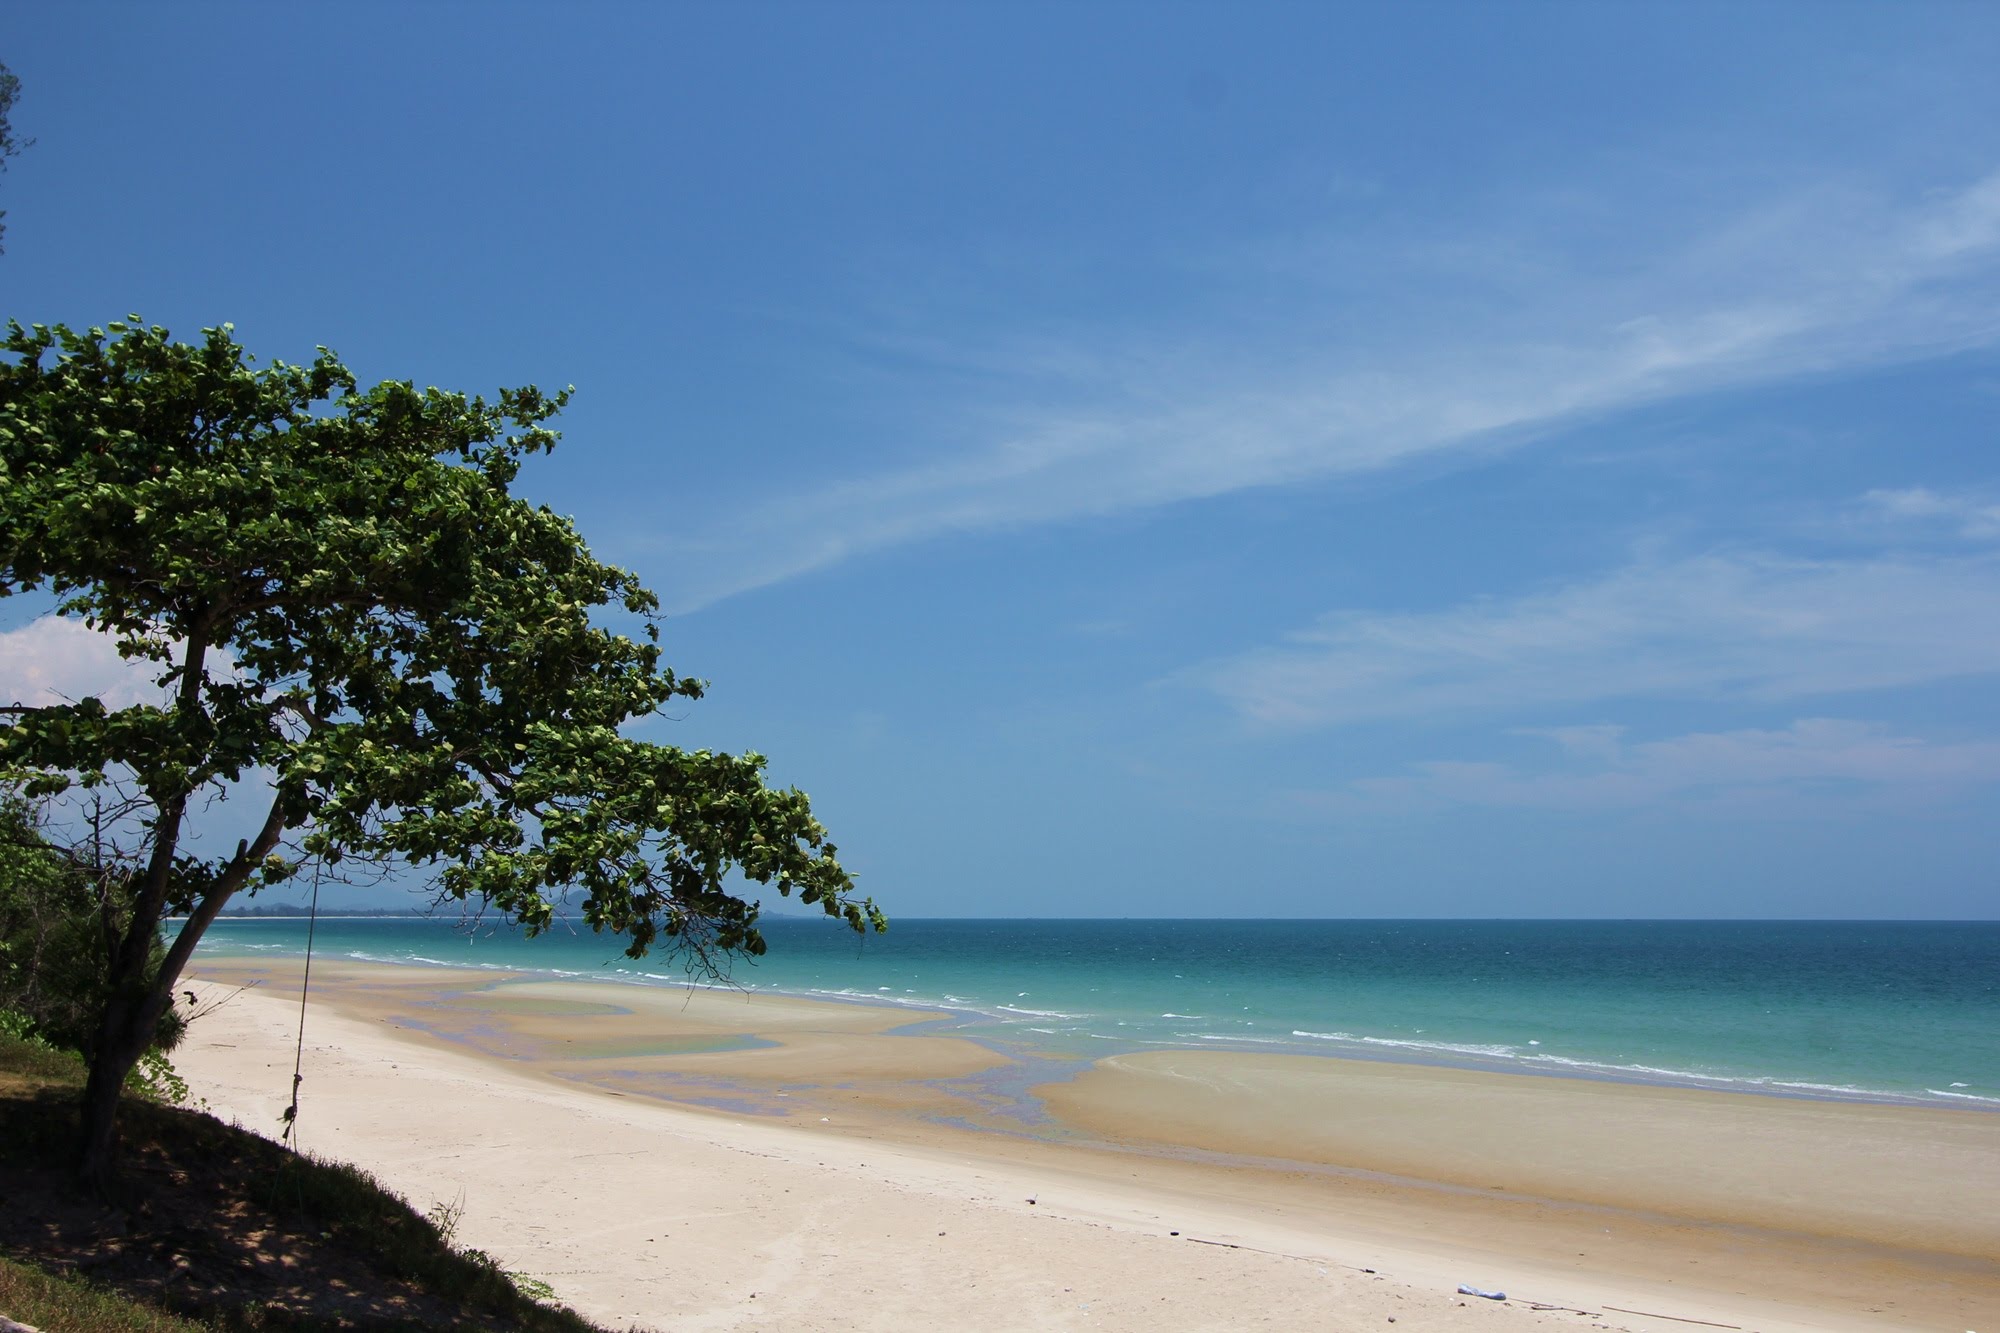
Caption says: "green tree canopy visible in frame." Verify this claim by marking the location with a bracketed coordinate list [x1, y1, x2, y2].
[0, 318, 881, 1185]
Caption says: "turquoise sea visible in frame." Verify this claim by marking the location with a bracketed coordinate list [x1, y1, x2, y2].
[190, 916, 2000, 1110]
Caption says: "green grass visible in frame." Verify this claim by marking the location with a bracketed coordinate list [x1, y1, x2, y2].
[0, 1255, 217, 1332]
[0, 1032, 640, 1333]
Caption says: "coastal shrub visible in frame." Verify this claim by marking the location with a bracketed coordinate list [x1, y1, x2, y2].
[0, 799, 187, 1094]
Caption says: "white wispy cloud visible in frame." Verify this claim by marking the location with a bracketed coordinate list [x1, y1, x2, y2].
[1293, 719, 2000, 815]
[0, 617, 171, 711]
[1203, 544, 2000, 728]
[1860, 486, 2000, 540]
[1, 618, 283, 851]
[662, 169, 2000, 608]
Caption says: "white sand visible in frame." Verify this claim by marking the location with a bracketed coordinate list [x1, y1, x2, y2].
[172, 963, 1998, 1332]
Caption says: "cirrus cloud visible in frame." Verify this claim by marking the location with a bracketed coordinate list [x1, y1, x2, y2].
[1202, 546, 2000, 729]
[657, 169, 2000, 609]
[1292, 718, 2000, 815]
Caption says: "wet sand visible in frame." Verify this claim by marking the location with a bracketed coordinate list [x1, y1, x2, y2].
[174, 957, 2000, 1332]
[1040, 1048, 2000, 1256]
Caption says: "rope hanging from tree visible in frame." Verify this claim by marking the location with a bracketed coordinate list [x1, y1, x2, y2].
[279, 856, 322, 1148]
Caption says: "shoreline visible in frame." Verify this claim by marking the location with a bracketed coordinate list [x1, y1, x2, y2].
[172, 955, 2000, 1331]
[191, 935, 1998, 1115]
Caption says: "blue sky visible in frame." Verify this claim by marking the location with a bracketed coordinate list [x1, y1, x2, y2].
[5, 4, 1998, 918]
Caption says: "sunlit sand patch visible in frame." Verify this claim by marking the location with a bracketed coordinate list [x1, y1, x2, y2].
[372, 986, 780, 1063]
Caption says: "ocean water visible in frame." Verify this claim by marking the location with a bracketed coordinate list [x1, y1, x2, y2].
[189, 915, 2000, 1109]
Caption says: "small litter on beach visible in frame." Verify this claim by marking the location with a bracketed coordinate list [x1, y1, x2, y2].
[1457, 1284, 1506, 1300]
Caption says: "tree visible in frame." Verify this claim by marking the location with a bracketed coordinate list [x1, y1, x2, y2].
[0, 319, 882, 1189]
[0, 60, 29, 252]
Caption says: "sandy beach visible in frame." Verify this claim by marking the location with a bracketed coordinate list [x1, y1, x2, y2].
[173, 958, 2000, 1332]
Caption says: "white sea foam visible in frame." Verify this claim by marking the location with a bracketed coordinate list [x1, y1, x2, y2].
[1512, 1052, 1961, 1105]
[1766, 1078, 1881, 1097]
[1291, 1030, 1521, 1059]
[1271, 1031, 1971, 1105]
[803, 987, 947, 1011]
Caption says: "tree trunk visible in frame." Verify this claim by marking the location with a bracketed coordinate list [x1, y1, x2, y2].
[70, 765, 288, 1188]
[74, 929, 198, 1190]
[72, 861, 272, 1190]
[73, 893, 215, 1191]
[75, 1004, 148, 1196]
[70, 633, 296, 1191]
